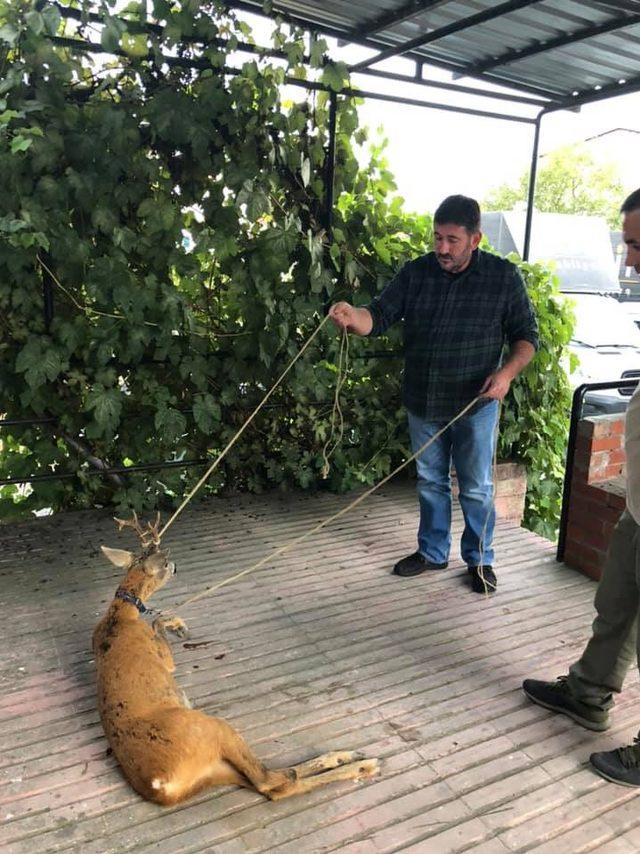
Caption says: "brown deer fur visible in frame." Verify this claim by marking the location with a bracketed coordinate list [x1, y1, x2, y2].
[94, 524, 379, 806]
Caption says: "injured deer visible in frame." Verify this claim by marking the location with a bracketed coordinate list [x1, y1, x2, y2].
[93, 514, 379, 806]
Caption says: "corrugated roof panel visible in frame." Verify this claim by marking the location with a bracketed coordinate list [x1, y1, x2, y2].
[232, 0, 640, 105]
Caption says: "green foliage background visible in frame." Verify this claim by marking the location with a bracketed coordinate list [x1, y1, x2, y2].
[483, 143, 624, 228]
[0, 0, 574, 540]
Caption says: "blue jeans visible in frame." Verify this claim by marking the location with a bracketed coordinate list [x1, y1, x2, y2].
[407, 400, 499, 566]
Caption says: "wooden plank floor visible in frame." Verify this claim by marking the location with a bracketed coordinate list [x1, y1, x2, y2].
[1, 483, 640, 853]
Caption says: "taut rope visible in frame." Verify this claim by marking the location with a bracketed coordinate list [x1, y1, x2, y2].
[158, 314, 333, 541]
[173, 395, 481, 615]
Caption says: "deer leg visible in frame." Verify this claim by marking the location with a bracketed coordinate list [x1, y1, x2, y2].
[214, 717, 296, 797]
[217, 723, 380, 800]
[289, 751, 366, 779]
[149, 620, 178, 673]
[153, 614, 189, 639]
[266, 758, 380, 801]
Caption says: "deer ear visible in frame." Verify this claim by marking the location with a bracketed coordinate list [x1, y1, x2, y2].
[101, 546, 134, 567]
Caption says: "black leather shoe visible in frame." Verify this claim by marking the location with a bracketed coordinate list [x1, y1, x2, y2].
[467, 565, 497, 594]
[392, 551, 448, 577]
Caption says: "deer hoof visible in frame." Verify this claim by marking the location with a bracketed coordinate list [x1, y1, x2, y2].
[154, 615, 189, 639]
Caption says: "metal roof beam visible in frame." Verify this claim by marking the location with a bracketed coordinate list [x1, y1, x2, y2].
[543, 71, 640, 112]
[219, 1, 563, 99]
[356, 66, 547, 105]
[585, 1, 640, 13]
[48, 33, 537, 124]
[458, 11, 640, 77]
[349, 0, 542, 72]
[351, 0, 450, 38]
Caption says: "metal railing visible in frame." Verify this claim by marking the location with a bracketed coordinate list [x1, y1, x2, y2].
[556, 379, 639, 563]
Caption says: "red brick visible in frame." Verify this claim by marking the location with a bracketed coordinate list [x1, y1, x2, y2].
[610, 418, 625, 434]
[590, 437, 623, 453]
[591, 419, 613, 439]
[602, 464, 624, 480]
[608, 449, 627, 465]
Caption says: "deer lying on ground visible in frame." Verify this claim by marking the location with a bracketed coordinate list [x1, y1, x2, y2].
[93, 514, 379, 806]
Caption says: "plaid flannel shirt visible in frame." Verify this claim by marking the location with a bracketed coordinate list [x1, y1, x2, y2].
[367, 248, 539, 420]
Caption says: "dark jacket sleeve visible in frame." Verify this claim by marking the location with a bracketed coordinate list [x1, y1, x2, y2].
[504, 266, 539, 350]
[366, 263, 410, 337]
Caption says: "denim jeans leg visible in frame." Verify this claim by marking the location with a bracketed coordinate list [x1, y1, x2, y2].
[407, 411, 452, 564]
[567, 511, 639, 710]
[451, 400, 499, 566]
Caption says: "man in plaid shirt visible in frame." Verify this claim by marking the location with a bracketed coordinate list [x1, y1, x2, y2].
[329, 195, 538, 594]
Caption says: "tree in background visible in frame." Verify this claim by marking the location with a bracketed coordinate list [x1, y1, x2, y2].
[0, 0, 573, 540]
[483, 144, 623, 227]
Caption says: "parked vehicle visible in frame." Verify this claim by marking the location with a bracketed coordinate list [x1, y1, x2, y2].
[482, 211, 639, 416]
[564, 292, 640, 415]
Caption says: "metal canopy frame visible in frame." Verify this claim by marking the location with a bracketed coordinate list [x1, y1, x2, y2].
[38, 0, 640, 341]
[224, 0, 640, 102]
[220, 0, 640, 262]
[349, 0, 544, 73]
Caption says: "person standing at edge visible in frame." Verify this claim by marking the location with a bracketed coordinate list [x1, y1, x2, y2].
[523, 189, 640, 785]
[329, 195, 538, 595]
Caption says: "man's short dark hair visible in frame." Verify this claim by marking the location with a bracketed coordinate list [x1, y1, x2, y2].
[621, 188, 640, 214]
[434, 195, 481, 234]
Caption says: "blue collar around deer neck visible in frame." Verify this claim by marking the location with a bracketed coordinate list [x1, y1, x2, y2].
[115, 588, 151, 614]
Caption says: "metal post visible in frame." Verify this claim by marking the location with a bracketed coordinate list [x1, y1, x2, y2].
[325, 90, 338, 244]
[523, 110, 543, 261]
[322, 90, 338, 312]
[556, 383, 588, 563]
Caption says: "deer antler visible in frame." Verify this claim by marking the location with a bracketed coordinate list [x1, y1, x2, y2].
[114, 511, 162, 548]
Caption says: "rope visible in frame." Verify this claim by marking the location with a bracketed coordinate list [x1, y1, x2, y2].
[320, 325, 350, 479]
[159, 314, 331, 540]
[173, 395, 481, 615]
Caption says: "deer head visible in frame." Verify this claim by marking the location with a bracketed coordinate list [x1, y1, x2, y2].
[101, 512, 176, 601]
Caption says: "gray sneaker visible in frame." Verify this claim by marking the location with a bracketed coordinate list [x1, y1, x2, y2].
[522, 676, 610, 732]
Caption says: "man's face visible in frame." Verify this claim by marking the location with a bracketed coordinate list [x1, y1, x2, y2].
[623, 209, 640, 274]
[434, 222, 481, 273]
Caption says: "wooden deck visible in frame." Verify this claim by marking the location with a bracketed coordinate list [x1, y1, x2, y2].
[1, 483, 639, 853]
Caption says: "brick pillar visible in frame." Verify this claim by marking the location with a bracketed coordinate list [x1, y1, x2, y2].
[564, 414, 626, 580]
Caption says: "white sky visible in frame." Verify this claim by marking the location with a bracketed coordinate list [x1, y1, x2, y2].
[240, 10, 640, 216]
[353, 82, 640, 214]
